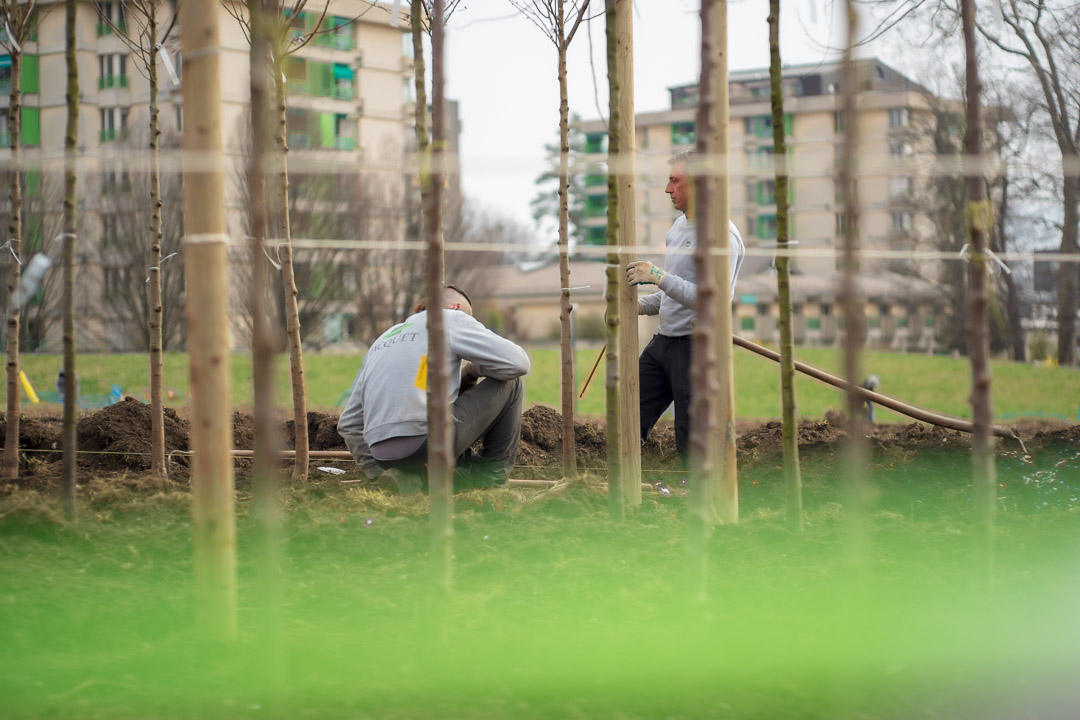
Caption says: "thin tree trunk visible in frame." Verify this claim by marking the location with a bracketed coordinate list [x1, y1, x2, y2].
[603, 0, 623, 520]
[411, 0, 428, 159]
[612, 0, 641, 509]
[994, 174, 1025, 362]
[768, 0, 801, 532]
[1059, 173, 1079, 366]
[840, 0, 868, 565]
[3, 50, 22, 482]
[556, 4, 576, 479]
[273, 61, 308, 484]
[249, 0, 276, 503]
[182, 0, 237, 639]
[961, 0, 996, 585]
[426, 0, 453, 594]
[61, 0, 79, 521]
[147, 8, 167, 481]
[710, 0, 736, 524]
[689, 0, 720, 596]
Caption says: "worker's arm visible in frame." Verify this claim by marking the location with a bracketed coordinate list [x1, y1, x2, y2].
[449, 312, 531, 380]
[635, 222, 746, 308]
[638, 291, 661, 316]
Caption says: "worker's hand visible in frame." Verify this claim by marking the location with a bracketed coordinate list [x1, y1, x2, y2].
[626, 261, 665, 286]
[460, 361, 481, 393]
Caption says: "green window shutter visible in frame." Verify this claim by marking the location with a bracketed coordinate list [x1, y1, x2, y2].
[784, 113, 793, 136]
[807, 317, 821, 330]
[319, 113, 335, 147]
[315, 63, 332, 96]
[22, 55, 39, 94]
[741, 317, 755, 331]
[21, 106, 40, 146]
[27, 170, 40, 198]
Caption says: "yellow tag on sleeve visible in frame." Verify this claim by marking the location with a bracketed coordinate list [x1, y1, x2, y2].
[414, 355, 428, 391]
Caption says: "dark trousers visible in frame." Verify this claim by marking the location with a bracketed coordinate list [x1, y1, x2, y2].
[379, 376, 525, 487]
[639, 334, 692, 463]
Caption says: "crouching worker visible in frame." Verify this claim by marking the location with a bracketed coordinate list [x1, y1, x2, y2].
[337, 285, 531, 492]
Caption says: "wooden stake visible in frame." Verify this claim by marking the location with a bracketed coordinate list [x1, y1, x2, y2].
[61, 0, 79, 521]
[710, 0, 737, 524]
[182, 0, 237, 639]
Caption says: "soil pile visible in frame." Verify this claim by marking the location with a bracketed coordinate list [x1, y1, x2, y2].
[75, 397, 189, 471]
[283, 412, 348, 451]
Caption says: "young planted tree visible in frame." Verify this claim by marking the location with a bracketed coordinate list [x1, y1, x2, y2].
[960, 0, 997, 584]
[767, 0, 802, 532]
[222, 0, 357, 484]
[61, 0, 79, 519]
[839, 0, 869, 564]
[0, 1, 39, 482]
[602, 0, 623, 519]
[510, 0, 592, 479]
[688, 0, 721, 594]
[99, 0, 178, 481]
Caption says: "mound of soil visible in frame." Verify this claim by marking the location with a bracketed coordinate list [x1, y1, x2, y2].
[75, 397, 189, 471]
[283, 412, 347, 451]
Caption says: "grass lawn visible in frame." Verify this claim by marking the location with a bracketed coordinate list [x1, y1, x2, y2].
[7, 346, 1079, 422]
[1, 443, 1078, 719]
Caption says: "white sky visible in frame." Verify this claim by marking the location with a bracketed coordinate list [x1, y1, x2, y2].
[440, 0, 901, 239]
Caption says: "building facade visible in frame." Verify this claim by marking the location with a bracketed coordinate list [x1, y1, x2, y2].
[0, 0, 416, 352]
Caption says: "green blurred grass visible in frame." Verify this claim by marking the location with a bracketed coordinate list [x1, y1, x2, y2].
[1, 444, 1078, 718]
[7, 346, 1079, 421]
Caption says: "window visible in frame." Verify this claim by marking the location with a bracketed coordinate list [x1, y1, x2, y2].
[585, 132, 607, 154]
[820, 303, 832, 316]
[99, 54, 128, 89]
[402, 76, 415, 104]
[101, 213, 121, 247]
[792, 303, 803, 316]
[892, 212, 912, 231]
[741, 317, 756, 331]
[756, 303, 770, 317]
[748, 114, 792, 138]
[586, 226, 607, 245]
[585, 194, 607, 218]
[879, 303, 891, 317]
[101, 168, 131, 194]
[175, 103, 183, 133]
[835, 212, 858, 235]
[103, 267, 132, 300]
[98, 1, 126, 35]
[834, 111, 845, 133]
[757, 214, 778, 240]
[671, 121, 695, 146]
[807, 317, 821, 330]
[889, 108, 910, 128]
[890, 142, 912, 160]
[889, 176, 913, 197]
[331, 64, 354, 100]
[99, 107, 128, 143]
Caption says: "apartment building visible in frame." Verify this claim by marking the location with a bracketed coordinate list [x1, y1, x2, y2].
[0, 0, 416, 351]
[570, 58, 945, 350]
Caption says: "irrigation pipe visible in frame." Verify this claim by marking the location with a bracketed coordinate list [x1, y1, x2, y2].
[731, 335, 1024, 448]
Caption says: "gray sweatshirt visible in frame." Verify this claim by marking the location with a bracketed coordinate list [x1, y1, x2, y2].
[638, 215, 745, 337]
[337, 309, 531, 477]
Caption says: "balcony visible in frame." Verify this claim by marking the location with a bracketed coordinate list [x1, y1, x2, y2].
[315, 33, 354, 51]
[0, 132, 9, 147]
[97, 21, 126, 37]
[98, 75, 129, 90]
[331, 84, 354, 101]
[334, 137, 357, 151]
[99, 127, 127, 144]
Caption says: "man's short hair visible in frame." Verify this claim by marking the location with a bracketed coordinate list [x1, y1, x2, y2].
[413, 284, 473, 313]
[669, 148, 697, 167]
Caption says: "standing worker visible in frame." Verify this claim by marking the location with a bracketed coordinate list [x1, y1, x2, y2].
[338, 285, 531, 491]
[625, 149, 746, 465]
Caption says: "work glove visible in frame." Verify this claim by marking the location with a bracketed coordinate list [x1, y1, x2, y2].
[626, 260, 666, 286]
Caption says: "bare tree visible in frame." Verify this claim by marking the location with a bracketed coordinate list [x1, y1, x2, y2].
[0, 0, 40, 481]
[978, 0, 1080, 366]
[97, 0, 178, 480]
[95, 134, 186, 353]
[961, 0, 997, 586]
[509, 0, 592, 478]
[768, 0, 802, 532]
[61, 0, 79, 520]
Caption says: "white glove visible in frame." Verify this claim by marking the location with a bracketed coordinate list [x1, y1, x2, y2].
[626, 260, 666, 286]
